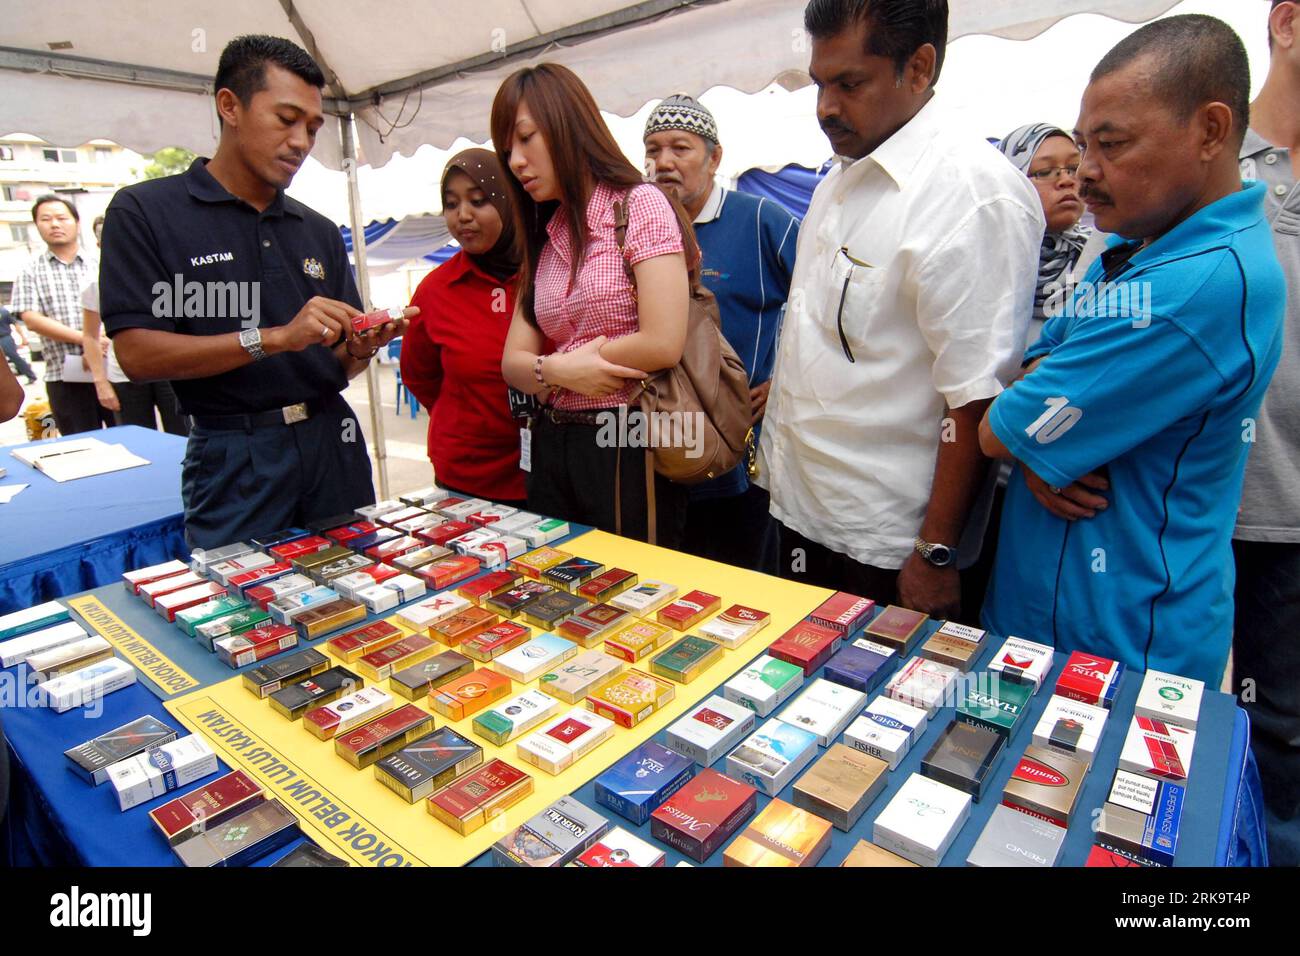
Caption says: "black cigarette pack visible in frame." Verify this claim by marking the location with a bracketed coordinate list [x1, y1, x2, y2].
[268, 666, 364, 720]
[242, 648, 330, 699]
[64, 715, 178, 786]
[374, 726, 484, 803]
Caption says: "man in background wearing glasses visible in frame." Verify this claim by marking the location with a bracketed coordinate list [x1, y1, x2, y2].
[758, 0, 1042, 619]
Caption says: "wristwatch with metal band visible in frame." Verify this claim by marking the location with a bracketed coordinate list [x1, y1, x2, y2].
[914, 536, 955, 568]
[239, 327, 267, 362]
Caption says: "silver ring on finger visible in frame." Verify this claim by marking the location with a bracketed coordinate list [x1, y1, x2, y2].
[1050, 485, 1062, 495]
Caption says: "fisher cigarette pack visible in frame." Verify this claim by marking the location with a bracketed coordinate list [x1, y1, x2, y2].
[844, 695, 929, 770]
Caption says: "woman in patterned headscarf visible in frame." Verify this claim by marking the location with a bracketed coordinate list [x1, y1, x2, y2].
[998, 123, 1093, 346]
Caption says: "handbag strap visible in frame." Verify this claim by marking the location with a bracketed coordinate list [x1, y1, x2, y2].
[612, 197, 637, 290]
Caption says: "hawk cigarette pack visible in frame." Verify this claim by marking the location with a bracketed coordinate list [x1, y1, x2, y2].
[956, 676, 1034, 739]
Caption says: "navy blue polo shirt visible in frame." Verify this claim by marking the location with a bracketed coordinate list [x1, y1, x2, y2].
[99, 158, 361, 416]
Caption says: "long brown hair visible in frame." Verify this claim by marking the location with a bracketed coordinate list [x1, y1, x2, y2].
[489, 62, 699, 325]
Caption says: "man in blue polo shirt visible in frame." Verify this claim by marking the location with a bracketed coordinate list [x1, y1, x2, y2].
[979, 14, 1285, 686]
[644, 95, 799, 572]
[100, 36, 410, 549]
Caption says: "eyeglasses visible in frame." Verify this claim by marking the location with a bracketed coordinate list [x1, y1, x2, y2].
[835, 247, 872, 363]
[1028, 165, 1081, 182]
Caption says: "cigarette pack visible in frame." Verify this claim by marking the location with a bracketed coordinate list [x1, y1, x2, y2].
[723, 797, 833, 867]
[573, 827, 666, 867]
[268, 665, 363, 720]
[823, 638, 898, 695]
[65, 714, 178, 785]
[1135, 669, 1203, 731]
[428, 758, 534, 835]
[510, 547, 572, 580]
[29, 636, 113, 681]
[139, 570, 205, 606]
[0, 620, 86, 667]
[397, 486, 443, 507]
[840, 840, 919, 867]
[466, 535, 528, 569]
[269, 586, 339, 625]
[486, 509, 542, 534]
[538, 650, 624, 704]
[415, 519, 475, 547]
[920, 621, 987, 671]
[0, 601, 73, 642]
[863, 605, 929, 653]
[391, 543, 451, 571]
[190, 545, 253, 576]
[651, 768, 758, 863]
[429, 606, 499, 647]
[446, 528, 499, 558]
[325, 520, 378, 544]
[650, 635, 724, 684]
[461, 620, 533, 663]
[1085, 845, 1162, 868]
[657, 589, 721, 631]
[327, 620, 403, 663]
[376, 506, 429, 529]
[1054, 651, 1125, 710]
[390, 650, 474, 700]
[107, 735, 218, 811]
[809, 592, 876, 635]
[610, 580, 678, 617]
[493, 633, 578, 683]
[472, 688, 561, 746]
[768, 619, 842, 676]
[375, 726, 483, 802]
[666, 695, 756, 767]
[193, 606, 273, 651]
[1002, 745, 1087, 828]
[778, 677, 868, 746]
[175, 594, 248, 637]
[956, 674, 1034, 739]
[150, 769, 265, 846]
[576, 568, 639, 604]
[604, 619, 674, 663]
[988, 636, 1055, 692]
[396, 592, 471, 633]
[351, 305, 406, 334]
[517, 517, 570, 548]
[1118, 716, 1196, 784]
[725, 717, 819, 796]
[722, 654, 805, 717]
[272, 843, 349, 867]
[325, 570, 373, 603]
[698, 604, 771, 649]
[156, 581, 230, 622]
[357, 634, 440, 682]
[585, 668, 676, 728]
[241, 647, 329, 698]
[355, 499, 405, 520]
[345, 529, 403, 555]
[558, 603, 630, 647]
[40, 658, 136, 712]
[542, 557, 606, 592]
[303, 686, 394, 740]
[294, 598, 366, 640]
[375, 571, 427, 603]
[466, 503, 519, 527]
[269, 535, 333, 561]
[173, 799, 299, 868]
[793, 743, 889, 831]
[457, 569, 522, 605]
[295, 544, 363, 570]
[439, 497, 492, 520]
[430, 668, 513, 721]
[521, 589, 588, 630]
[885, 656, 960, 717]
[967, 804, 1066, 868]
[1097, 771, 1185, 866]
[922, 720, 1005, 801]
[1032, 695, 1109, 768]
[207, 553, 275, 587]
[873, 773, 971, 866]
[594, 742, 695, 825]
[213, 623, 299, 668]
[364, 534, 424, 562]
[250, 527, 310, 550]
[356, 584, 399, 615]
[415, 555, 483, 591]
[517, 708, 616, 774]
[844, 695, 929, 769]
[245, 573, 316, 610]
[336, 702, 435, 768]
[483, 580, 554, 619]
[313, 552, 375, 583]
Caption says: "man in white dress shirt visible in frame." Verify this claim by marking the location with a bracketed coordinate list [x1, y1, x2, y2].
[758, 0, 1044, 619]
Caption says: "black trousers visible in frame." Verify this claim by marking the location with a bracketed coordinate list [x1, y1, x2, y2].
[526, 416, 687, 549]
[1233, 538, 1300, 867]
[45, 380, 113, 435]
[0, 334, 34, 380]
[112, 380, 189, 436]
[683, 483, 778, 573]
[775, 521, 900, 606]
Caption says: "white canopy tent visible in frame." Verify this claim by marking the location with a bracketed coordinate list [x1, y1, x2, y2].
[0, 0, 1186, 495]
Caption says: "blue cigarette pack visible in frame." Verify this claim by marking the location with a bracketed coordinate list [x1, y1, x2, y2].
[823, 638, 898, 695]
[593, 741, 695, 826]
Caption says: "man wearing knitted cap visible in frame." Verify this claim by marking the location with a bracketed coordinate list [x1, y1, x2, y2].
[645, 94, 799, 572]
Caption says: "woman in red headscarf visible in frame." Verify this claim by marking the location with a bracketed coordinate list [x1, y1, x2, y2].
[402, 148, 526, 506]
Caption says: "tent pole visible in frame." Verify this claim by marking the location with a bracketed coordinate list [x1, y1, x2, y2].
[340, 112, 390, 500]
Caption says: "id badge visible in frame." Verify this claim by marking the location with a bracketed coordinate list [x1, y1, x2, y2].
[520, 427, 533, 473]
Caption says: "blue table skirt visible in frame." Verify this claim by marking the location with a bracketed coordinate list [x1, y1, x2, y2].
[0, 425, 187, 615]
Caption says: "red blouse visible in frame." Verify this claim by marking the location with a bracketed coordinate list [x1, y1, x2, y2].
[401, 251, 525, 501]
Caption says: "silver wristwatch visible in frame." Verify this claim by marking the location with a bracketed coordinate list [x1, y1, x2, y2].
[914, 536, 955, 568]
[239, 327, 267, 362]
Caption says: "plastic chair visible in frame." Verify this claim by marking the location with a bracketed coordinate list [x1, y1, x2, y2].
[388, 338, 419, 419]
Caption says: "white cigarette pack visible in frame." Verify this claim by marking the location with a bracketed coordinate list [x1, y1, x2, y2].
[1135, 670, 1204, 731]
[40, 657, 136, 713]
[189, 543, 253, 575]
[208, 552, 276, 586]
[517, 708, 615, 774]
[124, 559, 190, 591]
[873, 772, 971, 866]
[1032, 694, 1109, 768]
[778, 678, 868, 747]
[844, 695, 929, 770]
[107, 735, 218, 811]
[396, 592, 470, 631]
[987, 636, 1056, 692]
[666, 695, 757, 766]
[0, 620, 88, 667]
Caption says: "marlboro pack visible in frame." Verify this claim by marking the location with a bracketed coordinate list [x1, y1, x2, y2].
[1055, 651, 1126, 710]
[214, 623, 299, 668]
[809, 592, 876, 635]
[656, 589, 720, 631]
[1135, 669, 1203, 731]
[768, 619, 842, 676]
[245, 573, 315, 610]
[1118, 716, 1196, 784]
[988, 636, 1055, 692]
[364, 534, 425, 562]
[415, 519, 475, 548]
[335, 702, 435, 769]
[375, 726, 483, 803]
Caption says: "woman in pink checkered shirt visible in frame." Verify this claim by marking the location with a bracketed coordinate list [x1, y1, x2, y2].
[494, 64, 697, 547]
